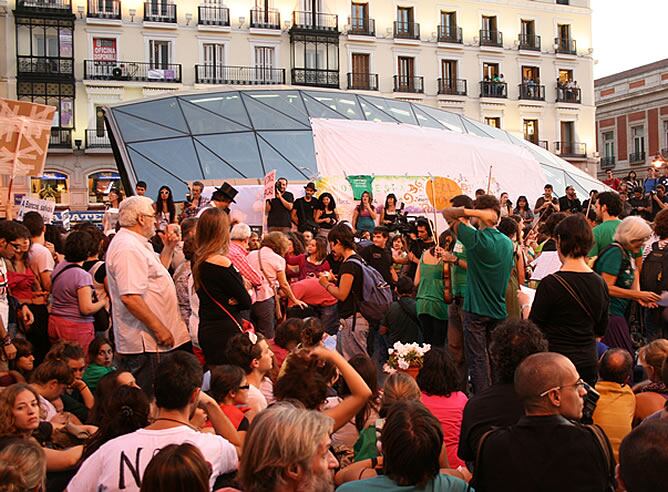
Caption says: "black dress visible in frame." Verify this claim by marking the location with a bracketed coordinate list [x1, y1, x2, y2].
[197, 262, 252, 365]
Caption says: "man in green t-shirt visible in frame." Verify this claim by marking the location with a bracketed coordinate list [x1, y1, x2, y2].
[443, 195, 514, 394]
[589, 191, 623, 258]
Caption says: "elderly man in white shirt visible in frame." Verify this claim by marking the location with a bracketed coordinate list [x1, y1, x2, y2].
[106, 196, 191, 391]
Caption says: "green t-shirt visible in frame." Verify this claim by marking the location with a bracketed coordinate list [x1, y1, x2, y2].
[593, 244, 633, 317]
[458, 224, 514, 320]
[337, 474, 472, 492]
[589, 219, 622, 257]
[82, 363, 115, 394]
[451, 240, 467, 298]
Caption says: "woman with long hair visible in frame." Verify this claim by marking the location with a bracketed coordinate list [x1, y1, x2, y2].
[294, 237, 330, 281]
[140, 443, 211, 492]
[623, 170, 642, 195]
[380, 194, 400, 230]
[154, 185, 177, 232]
[193, 208, 252, 366]
[513, 195, 534, 225]
[352, 191, 377, 235]
[314, 192, 339, 238]
[499, 192, 513, 217]
[102, 188, 123, 234]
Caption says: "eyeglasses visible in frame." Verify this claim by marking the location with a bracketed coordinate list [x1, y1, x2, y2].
[237, 385, 250, 391]
[140, 213, 156, 220]
[539, 378, 587, 397]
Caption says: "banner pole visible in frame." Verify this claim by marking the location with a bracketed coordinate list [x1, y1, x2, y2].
[486, 165, 493, 195]
[428, 175, 439, 243]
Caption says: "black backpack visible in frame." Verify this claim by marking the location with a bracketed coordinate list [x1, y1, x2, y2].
[640, 242, 668, 293]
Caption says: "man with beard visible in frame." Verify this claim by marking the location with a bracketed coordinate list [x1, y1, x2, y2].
[105, 196, 191, 391]
[266, 177, 294, 233]
[68, 352, 240, 492]
[559, 185, 582, 214]
[239, 402, 338, 492]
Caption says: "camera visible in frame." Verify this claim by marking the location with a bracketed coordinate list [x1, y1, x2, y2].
[580, 382, 600, 425]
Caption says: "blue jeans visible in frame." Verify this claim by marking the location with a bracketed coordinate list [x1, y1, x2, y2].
[462, 311, 502, 394]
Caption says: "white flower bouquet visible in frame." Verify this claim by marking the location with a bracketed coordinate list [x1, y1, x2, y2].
[383, 342, 431, 375]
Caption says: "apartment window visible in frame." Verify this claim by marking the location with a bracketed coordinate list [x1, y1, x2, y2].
[482, 62, 499, 80]
[95, 106, 105, 134]
[559, 69, 573, 84]
[255, 46, 274, 68]
[350, 53, 371, 89]
[558, 24, 571, 41]
[92, 38, 117, 61]
[301, 0, 322, 12]
[441, 11, 456, 30]
[524, 120, 539, 144]
[663, 121, 668, 149]
[521, 19, 535, 38]
[441, 60, 457, 81]
[396, 6, 414, 33]
[602, 131, 614, 158]
[485, 117, 501, 128]
[482, 15, 497, 33]
[351, 2, 368, 29]
[522, 66, 540, 82]
[632, 126, 645, 155]
[397, 56, 415, 89]
[149, 40, 171, 68]
[17, 81, 74, 129]
[561, 121, 574, 143]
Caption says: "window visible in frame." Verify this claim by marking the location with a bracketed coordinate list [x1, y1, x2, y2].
[485, 117, 501, 128]
[88, 171, 123, 205]
[632, 126, 645, 155]
[149, 40, 171, 68]
[95, 106, 105, 134]
[521, 19, 535, 38]
[351, 2, 368, 29]
[663, 121, 668, 149]
[558, 24, 571, 41]
[350, 53, 371, 89]
[17, 81, 75, 129]
[561, 121, 574, 143]
[31, 172, 70, 205]
[92, 38, 117, 61]
[602, 131, 614, 158]
[441, 60, 457, 81]
[255, 46, 276, 82]
[396, 6, 413, 33]
[481, 15, 497, 32]
[397, 56, 415, 90]
[441, 11, 456, 30]
[482, 62, 499, 80]
[524, 119, 539, 144]
[558, 69, 573, 84]
[522, 66, 540, 82]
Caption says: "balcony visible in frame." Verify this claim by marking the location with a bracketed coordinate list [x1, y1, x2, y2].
[144, 2, 176, 23]
[195, 65, 285, 85]
[555, 37, 577, 55]
[347, 72, 378, 91]
[85, 128, 110, 149]
[291, 11, 338, 32]
[556, 86, 581, 104]
[348, 16, 374, 36]
[17, 56, 74, 79]
[437, 25, 462, 43]
[198, 5, 229, 26]
[480, 81, 507, 98]
[250, 9, 280, 29]
[87, 0, 120, 19]
[393, 75, 424, 94]
[16, 0, 72, 14]
[555, 141, 587, 158]
[84, 60, 182, 83]
[394, 21, 419, 40]
[438, 78, 467, 96]
[518, 82, 545, 101]
[629, 151, 646, 164]
[480, 29, 502, 47]
[537, 140, 549, 150]
[291, 68, 339, 88]
[518, 33, 541, 51]
[49, 128, 72, 149]
[600, 156, 616, 169]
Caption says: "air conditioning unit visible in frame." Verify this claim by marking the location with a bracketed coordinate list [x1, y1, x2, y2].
[112, 65, 123, 80]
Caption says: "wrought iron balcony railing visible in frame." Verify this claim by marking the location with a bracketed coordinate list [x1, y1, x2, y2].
[250, 9, 280, 29]
[198, 6, 229, 26]
[555, 37, 577, 55]
[85, 128, 111, 148]
[393, 75, 424, 93]
[556, 86, 581, 103]
[394, 21, 419, 40]
[438, 78, 467, 96]
[555, 141, 587, 157]
[347, 72, 378, 91]
[291, 11, 338, 31]
[144, 2, 176, 23]
[348, 16, 374, 36]
[437, 25, 462, 43]
[480, 81, 507, 98]
[291, 68, 339, 88]
[480, 29, 502, 47]
[87, 0, 121, 19]
[519, 82, 545, 101]
[195, 65, 285, 85]
[518, 33, 541, 50]
[84, 60, 182, 83]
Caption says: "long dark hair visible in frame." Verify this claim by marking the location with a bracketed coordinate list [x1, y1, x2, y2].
[156, 185, 176, 223]
[357, 191, 372, 211]
[384, 193, 397, 210]
[338, 355, 379, 431]
[514, 195, 529, 213]
[318, 192, 336, 212]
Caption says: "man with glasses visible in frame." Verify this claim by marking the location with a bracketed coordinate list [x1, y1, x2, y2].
[471, 352, 614, 492]
[106, 196, 190, 393]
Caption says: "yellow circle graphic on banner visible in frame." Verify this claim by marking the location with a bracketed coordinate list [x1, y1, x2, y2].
[426, 177, 462, 211]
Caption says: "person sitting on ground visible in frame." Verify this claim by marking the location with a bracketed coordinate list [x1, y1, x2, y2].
[472, 352, 614, 492]
[380, 275, 422, 345]
[82, 335, 115, 394]
[269, 318, 304, 369]
[30, 357, 74, 423]
[208, 365, 252, 442]
[68, 352, 240, 492]
[458, 319, 548, 464]
[87, 370, 139, 426]
[225, 332, 275, 412]
[9, 338, 35, 381]
[633, 339, 668, 422]
[238, 402, 338, 492]
[0, 436, 47, 492]
[45, 341, 95, 423]
[139, 442, 211, 492]
[417, 347, 467, 469]
[617, 420, 668, 492]
[592, 348, 635, 461]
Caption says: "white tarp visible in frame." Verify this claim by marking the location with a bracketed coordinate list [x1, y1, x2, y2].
[310, 118, 548, 201]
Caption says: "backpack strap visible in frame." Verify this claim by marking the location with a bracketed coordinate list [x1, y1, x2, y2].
[51, 263, 83, 285]
[584, 423, 617, 491]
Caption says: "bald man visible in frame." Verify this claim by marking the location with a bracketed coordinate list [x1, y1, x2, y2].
[471, 353, 614, 492]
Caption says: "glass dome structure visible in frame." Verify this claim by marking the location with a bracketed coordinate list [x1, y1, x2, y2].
[105, 88, 602, 199]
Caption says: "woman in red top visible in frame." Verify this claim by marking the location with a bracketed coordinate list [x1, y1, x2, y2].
[209, 365, 253, 445]
[295, 237, 330, 281]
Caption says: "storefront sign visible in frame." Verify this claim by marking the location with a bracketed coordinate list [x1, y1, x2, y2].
[53, 210, 104, 224]
[17, 196, 56, 223]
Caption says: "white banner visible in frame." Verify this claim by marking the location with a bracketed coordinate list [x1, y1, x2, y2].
[17, 196, 55, 223]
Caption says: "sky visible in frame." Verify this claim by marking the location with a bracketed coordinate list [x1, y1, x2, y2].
[591, 0, 668, 79]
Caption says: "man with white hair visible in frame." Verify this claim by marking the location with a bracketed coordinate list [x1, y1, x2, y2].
[228, 223, 263, 313]
[106, 196, 191, 392]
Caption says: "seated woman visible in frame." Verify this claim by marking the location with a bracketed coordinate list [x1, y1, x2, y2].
[8, 338, 35, 382]
[634, 339, 668, 423]
[88, 370, 139, 426]
[45, 342, 95, 423]
[0, 435, 47, 492]
[269, 318, 303, 370]
[82, 336, 115, 394]
[208, 365, 252, 444]
[293, 237, 330, 281]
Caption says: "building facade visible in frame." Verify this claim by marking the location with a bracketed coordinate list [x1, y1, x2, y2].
[0, 0, 595, 213]
[595, 58, 668, 180]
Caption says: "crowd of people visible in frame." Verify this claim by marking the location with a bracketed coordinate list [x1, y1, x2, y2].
[0, 175, 667, 492]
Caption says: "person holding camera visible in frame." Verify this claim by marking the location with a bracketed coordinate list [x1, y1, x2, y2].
[266, 177, 294, 233]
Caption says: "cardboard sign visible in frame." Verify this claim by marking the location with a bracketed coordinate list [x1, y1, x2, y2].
[263, 170, 276, 201]
[16, 196, 56, 223]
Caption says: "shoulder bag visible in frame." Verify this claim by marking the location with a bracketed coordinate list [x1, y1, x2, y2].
[550, 272, 596, 322]
[258, 248, 284, 322]
[200, 282, 253, 334]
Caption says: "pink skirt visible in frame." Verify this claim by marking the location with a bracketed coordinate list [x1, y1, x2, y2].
[48, 315, 95, 354]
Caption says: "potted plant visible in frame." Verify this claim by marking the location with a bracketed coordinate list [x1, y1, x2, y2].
[383, 342, 431, 379]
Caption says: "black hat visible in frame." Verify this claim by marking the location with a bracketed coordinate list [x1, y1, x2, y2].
[304, 182, 317, 192]
[212, 182, 238, 203]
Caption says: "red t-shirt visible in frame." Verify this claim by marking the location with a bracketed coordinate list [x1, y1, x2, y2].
[295, 254, 331, 281]
[289, 277, 337, 307]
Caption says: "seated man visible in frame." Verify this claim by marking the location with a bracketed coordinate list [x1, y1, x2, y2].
[618, 420, 668, 492]
[380, 275, 421, 345]
[68, 352, 239, 492]
[593, 348, 636, 461]
[472, 352, 614, 492]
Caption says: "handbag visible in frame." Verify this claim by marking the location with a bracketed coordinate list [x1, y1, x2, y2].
[201, 283, 254, 334]
[257, 248, 284, 322]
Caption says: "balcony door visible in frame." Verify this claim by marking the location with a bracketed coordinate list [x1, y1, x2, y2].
[255, 46, 276, 82]
[351, 2, 368, 31]
[561, 121, 575, 153]
[203, 43, 224, 80]
[632, 126, 645, 156]
[397, 56, 414, 90]
[441, 11, 456, 30]
[441, 59, 457, 90]
[602, 131, 614, 158]
[149, 40, 170, 69]
[149, 0, 169, 17]
[522, 66, 539, 82]
[521, 19, 535, 38]
[351, 53, 370, 88]
[482, 62, 499, 80]
[397, 7, 413, 34]
[523, 119, 539, 145]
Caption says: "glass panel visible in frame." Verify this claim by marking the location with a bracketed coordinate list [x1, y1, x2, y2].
[470, 120, 513, 144]
[196, 133, 264, 177]
[193, 140, 247, 180]
[258, 138, 311, 180]
[247, 91, 309, 124]
[358, 98, 399, 123]
[302, 93, 348, 120]
[182, 92, 251, 128]
[242, 93, 311, 130]
[258, 131, 317, 177]
[127, 148, 189, 199]
[127, 138, 204, 183]
[360, 95, 416, 125]
[178, 99, 250, 134]
[116, 97, 189, 133]
[413, 105, 464, 133]
[413, 108, 446, 129]
[460, 118, 493, 138]
[304, 91, 364, 120]
[114, 110, 186, 143]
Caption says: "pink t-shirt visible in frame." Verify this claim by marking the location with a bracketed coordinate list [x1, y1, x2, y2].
[247, 247, 286, 302]
[289, 277, 337, 307]
[295, 254, 331, 281]
[421, 391, 468, 468]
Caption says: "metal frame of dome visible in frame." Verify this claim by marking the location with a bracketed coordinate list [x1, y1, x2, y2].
[104, 88, 603, 199]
